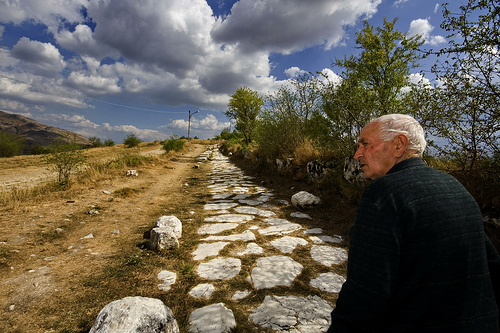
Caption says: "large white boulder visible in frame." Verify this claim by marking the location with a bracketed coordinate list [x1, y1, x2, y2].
[149, 227, 179, 251]
[89, 296, 179, 333]
[154, 216, 182, 239]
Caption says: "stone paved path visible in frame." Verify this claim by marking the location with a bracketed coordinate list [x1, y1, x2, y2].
[159, 146, 348, 332]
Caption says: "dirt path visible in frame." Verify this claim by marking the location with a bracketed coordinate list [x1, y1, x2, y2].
[0, 143, 208, 332]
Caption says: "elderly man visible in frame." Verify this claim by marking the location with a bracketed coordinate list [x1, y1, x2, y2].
[328, 114, 499, 332]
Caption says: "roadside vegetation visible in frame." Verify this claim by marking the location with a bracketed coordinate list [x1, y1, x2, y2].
[220, 2, 500, 222]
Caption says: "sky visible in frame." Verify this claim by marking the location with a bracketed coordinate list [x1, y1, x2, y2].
[0, 0, 455, 142]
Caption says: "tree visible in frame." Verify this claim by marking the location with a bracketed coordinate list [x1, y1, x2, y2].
[255, 73, 323, 161]
[89, 136, 104, 147]
[320, 17, 423, 155]
[104, 139, 115, 147]
[123, 133, 142, 148]
[417, 0, 500, 168]
[0, 131, 25, 157]
[225, 87, 264, 144]
[335, 18, 423, 116]
[44, 135, 86, 187]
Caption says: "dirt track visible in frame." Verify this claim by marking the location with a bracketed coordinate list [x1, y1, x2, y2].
[0, 143, 209, 332]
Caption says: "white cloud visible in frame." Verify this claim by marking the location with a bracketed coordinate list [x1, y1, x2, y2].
[0, 75, 87, 109]
[0, 98, 31, 113]
[66, 72, 122, 96]
[393, 0, 409, 6]
[0, 0, 87, 27]
[166, 114, 230, 131]
[408, 18, 446, 46]
[212, 0, 381, 54]
[11, 37, 66, 77]
[285, 67, 307, 78]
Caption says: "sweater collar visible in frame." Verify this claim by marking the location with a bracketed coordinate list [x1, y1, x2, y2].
[386, 157, 425, 175]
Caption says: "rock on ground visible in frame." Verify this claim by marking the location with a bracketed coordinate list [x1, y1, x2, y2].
[249, 295, 332, 332]
[188, 303, 236, 333]
[89, 296, 179, 333]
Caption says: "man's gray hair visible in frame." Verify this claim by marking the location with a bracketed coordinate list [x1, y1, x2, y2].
[372, 114, 427, 156]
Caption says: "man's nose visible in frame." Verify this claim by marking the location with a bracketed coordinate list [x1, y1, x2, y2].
[354, 148, 362, 159]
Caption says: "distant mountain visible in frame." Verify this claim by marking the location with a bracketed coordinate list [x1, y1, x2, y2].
[0, 110, 91, 154]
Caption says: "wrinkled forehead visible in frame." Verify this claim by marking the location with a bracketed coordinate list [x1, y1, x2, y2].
[358, 121, 382, 142]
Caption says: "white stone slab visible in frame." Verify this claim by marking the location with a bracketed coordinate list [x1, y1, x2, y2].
[197, 258, 241, 280]
[202, 230, 256, 242]
[249, 295, 333, 333]
[310, 272, 346, 293]
[236, 242, 264, 256]
[238, 199, 261, 206]
[304, 228, 323, 234]
[264, 217, 292, 225]
[248, 255, 303, 289]
[157, 270, 177, 291]
[204, 214, 254, 223]
[204, 202, 238, 210]
[271, 236, 308, 253]
[258, 223, 302, 236]
[189, 283, 216, 299]
[234, 206, 276, 217]
[197, 223, 239, 235]
[188, 303, 236, 333]
[311, 245, 348, 267]
[212, 193, 233, 200]
[309, 235, 343, 244]
[290, 211, 312, 219]
[233, 194, 251, 199]
[192, 242, 229, 260]
[232, 290, 251, 301]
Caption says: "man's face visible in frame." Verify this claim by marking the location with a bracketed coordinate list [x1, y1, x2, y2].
[354, 122, 399, 180]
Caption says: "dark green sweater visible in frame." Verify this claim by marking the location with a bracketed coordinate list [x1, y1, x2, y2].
[329, 158, 499, 332]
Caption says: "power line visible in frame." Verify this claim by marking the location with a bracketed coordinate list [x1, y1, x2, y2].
[0, 73, 188, 114]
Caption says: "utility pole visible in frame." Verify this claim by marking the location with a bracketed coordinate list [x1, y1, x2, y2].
[188, 110, 199, 139]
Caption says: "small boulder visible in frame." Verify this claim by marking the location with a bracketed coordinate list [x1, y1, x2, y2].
[291, 191, 321, 209]
[89, 296, 179, 333]
[154, 216, 182, 239]
[149, 227, 179, 251]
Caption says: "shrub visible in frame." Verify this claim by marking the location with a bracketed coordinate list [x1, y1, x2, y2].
[88, 137, 104, 147]
[0, 131, 25, 157]
[44, 135, 86, 187]
[104, 139, 115, 146]
[162, 136, 185, 152]
[123, 134, 142, 148]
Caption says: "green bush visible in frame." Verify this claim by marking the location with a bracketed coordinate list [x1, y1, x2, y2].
[123, 134, 142, 148]
[0, 131, 25, 157]
[104, 139, 115, 147]
[89, 137, 104, 147]
[44, 135, 86, 187]
[162, 136, 185, 152]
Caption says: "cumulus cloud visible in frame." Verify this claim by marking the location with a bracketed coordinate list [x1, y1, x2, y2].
[285, 67, 307, 78]
[167, 114, 230, 131]
[212, 0, 381, 54]
[0, 0, 87, 27]
[11, 37, 66, 77]
[408, 18, 446, 46]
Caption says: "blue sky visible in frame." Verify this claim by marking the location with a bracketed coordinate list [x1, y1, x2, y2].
[0, 0, 454, 142]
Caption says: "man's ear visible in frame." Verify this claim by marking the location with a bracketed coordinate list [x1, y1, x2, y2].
[394, 134, 409, 158]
